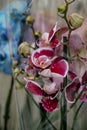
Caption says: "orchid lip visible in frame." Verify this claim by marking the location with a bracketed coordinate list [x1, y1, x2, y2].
[41, 97, 59, 112]
[31, 47, 54, 68]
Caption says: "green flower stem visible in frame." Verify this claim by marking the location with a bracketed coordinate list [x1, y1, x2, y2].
[39, 105, 49, 130]
[60, 37, 68, 130]
[68, 0, 76, 4]
[71, 102, 84, 130]
[31, 25, 38, 47]
[64, 0, 76, 5]
[4, 76, 14, 130]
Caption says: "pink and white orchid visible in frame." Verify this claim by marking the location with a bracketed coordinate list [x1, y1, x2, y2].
[40, 58, 69, 78]
[65, 71, 87, 103]
[31, 47, 54, 69]
[25, 79, 59, 112]
[38, 22, 68, 48]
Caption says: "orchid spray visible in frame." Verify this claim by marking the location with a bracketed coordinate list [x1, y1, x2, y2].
[13, 0, 87, 130]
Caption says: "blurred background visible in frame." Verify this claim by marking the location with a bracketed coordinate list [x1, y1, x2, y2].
[0, 0, 87, 130]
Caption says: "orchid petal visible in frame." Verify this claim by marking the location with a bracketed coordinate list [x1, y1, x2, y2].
[82, 71, 87, 84]
[42, 97, 59, 112]
[69, 59, 86, 79]
[68, 71, 77, 80]
[25, 80, 43, 96]
[50, 59, 69, 77]
[65, 78, 80, 103]
[43, 79, 57, 94]
[69, 34, 83, 51]
[42, 32, 49, 42]
[80, 87, 87, 102]
[48, 22, 59, 42]
[39, 69, 52, 77]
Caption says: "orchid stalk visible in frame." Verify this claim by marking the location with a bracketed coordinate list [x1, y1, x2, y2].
[4, 77, 14, 130]
[71, 102, 84, 130]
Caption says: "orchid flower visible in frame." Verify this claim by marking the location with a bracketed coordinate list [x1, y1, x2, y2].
[25, 78, 59, 112]
[31, 47, 54, 69]
[37, 22, 68, 48]
[65, 70, 87, 103]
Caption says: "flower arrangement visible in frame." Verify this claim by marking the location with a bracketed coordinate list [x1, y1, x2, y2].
[10, 0, 87, 130]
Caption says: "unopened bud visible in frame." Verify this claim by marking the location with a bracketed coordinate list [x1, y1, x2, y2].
[18, 42, 30, 57]
[34, 31, 42, 39]
[58, 4, 67, 14]
[69, 13, 84, 28]
[26, 15, 34, 25]
[12, 60, 18, 67]
[13, 67, 21, 77]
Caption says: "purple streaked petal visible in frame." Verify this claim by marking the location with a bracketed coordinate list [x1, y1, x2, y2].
[82, 71, 87, 84]
[68, 71, 77, 80]
[65, 78, 80, 103]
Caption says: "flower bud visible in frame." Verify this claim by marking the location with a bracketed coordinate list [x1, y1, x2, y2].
[57, 4, 67, 14]
[12, 60, 18, 67]
[26, 15, 34, 25]
[34, 31, 42, 39]
[13, 67, 21, 77]
[69, 13, 84, 28]
[18, 42, 30, 57]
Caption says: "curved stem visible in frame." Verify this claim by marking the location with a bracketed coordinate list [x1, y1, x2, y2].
[4, 76, 14, 130]
[60, 93, 63, 130]
[71, 102, 84, 130]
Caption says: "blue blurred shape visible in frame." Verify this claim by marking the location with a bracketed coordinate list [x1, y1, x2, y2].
[0, 0, 32, 74]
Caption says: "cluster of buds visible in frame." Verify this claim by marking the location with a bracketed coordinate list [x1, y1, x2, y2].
[57, 2, 84, 29]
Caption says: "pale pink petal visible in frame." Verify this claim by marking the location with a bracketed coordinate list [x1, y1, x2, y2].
[42, 32, 49, 42]
[79, 46, 87, 59]
[25, 80, 43, 96]
[65, 78, 80, 103]
[69, 34, 83, 51]
[43, 79, 58, 94]
[41, 97, 59, 112]
[38, 55, 51, 69]
[69, 59, 86, 79]
[50, 59, 69, 77]
[39, 69, 52, 77]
